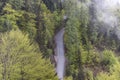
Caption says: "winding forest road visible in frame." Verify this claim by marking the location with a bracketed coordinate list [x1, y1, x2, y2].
[54, 28, 65, 80]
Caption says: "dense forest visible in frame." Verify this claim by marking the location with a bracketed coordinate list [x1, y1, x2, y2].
[0, 0, 120, 80]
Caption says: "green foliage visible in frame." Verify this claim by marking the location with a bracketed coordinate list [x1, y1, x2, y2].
[0, 3, 21, 32]
[64, 1, 90, 80]
[53, 10, 65, 28]
[100, 50, 117, 67]
[65, 16, 80, 56]
[17, 11, 36, 38]
[64, 76, 73, 80]
[0, 3, 36, 38]
[8, 0, 24, 10]
[96, 72, 115, 80]
[0, 0, 120, 80]
[64, 16, 81, 78]
[64, 0, 81, 66]
[96, 65, 120, 80]
[35, 2, 55, 56]
[0, 30, 58, 80]
[81, 46, 100, 65]
[36, 1, 64, 56]
[84, 68, 94, 80]
[96, 50, 120, 80]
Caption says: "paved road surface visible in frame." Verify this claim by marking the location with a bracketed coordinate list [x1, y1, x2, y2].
[54, 28, 65, 80]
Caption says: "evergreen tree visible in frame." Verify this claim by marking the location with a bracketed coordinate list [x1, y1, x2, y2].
[0, 3, 36, 38]
[64, 0, 90, 79]
[35, 1, 64, 56]
[17, 11, 36, 39]
[8, 0, 24, 10]
[0, 3, 21, 32]
[64, 0, 84, 80]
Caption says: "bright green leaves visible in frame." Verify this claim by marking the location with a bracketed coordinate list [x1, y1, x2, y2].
[0, 30, 58, 80]
[101, 50, 117, 67]
[96, 50, 120, 80]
